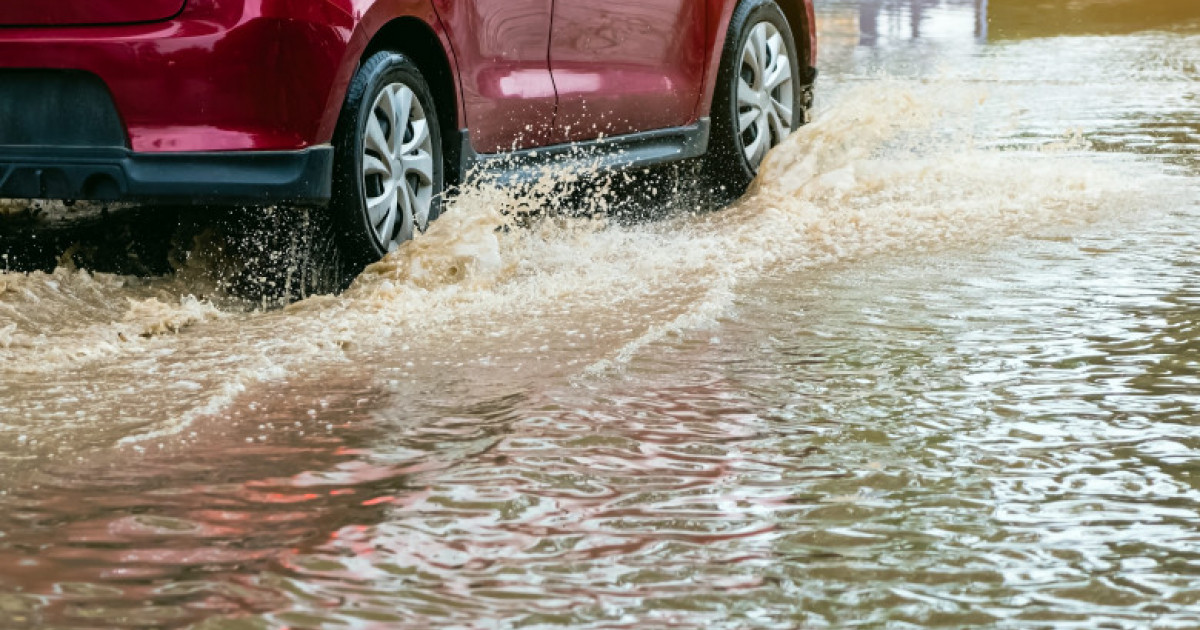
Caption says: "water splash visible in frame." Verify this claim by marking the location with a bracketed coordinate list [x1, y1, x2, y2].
[0, 81, 1183, 453]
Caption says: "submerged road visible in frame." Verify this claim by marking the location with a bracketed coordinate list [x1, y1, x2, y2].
[1, 1, 1198, 627]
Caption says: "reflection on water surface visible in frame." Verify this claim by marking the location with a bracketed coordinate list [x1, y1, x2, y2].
[0, 0, 1198, 628]
[988, 0, 1200, 38]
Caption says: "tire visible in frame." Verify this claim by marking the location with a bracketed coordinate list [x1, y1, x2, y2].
[704, 0, 804, 201]
[330, 51, 445, 271]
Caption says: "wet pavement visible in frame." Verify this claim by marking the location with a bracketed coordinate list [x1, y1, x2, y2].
[1, 1, 1199, 628]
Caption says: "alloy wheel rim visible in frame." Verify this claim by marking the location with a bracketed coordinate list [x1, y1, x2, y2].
[737, 21, 795, 170]
[362, 83, 435, 252]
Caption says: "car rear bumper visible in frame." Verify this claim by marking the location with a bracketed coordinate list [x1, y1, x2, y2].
[0, 5, 352, 154]
[0, 146, 333, 206]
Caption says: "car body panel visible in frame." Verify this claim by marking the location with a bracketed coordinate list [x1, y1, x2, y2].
[324, 1, 458, 149]
[0, 0, 186, 27]
[0, 0, 817, 204]
[549, 0, 707, 143]
[430, 0, 557, 153]
[0, 0, 358, 152]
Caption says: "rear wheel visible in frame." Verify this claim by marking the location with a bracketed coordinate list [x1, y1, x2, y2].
[331, 52, 444, 272]
[704, 0, 803, 201]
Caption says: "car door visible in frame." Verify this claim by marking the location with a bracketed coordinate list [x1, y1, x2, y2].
[432, 0, 557, 153]
[548, 0, 708, 144]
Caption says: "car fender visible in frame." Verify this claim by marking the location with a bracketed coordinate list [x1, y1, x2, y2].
[312, 0, 463, 145]
[697, 0, 815, 119]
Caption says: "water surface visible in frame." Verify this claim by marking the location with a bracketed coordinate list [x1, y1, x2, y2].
[1, 1, 1198, 628]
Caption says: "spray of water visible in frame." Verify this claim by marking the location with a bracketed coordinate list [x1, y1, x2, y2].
[0, 82, 1183, 453]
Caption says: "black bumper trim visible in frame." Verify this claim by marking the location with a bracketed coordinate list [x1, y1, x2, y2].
[460, 119, 711, 187]
[0, 146, 333, 206]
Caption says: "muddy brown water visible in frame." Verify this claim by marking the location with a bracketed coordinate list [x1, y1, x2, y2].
[2, 1, 1199, 628]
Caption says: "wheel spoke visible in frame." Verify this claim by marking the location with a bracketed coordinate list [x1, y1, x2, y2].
[766, 33, 784, 77]
[756, 112, 772, 164]
[375, 91, 397, 152]
[743, 115, 768, 166]
[390, 87, 414, 154]
[404, 150, 435, 185]
[737, 78, 759, 109]
[771, 97, 793, 130]
[403, 119, 430, 155]
[366, 184, 395, 224]
[766, 106, 789, 144]
[412, 184, 432, 230]
[363, 154, 390, 178]
[753, 26, 770, 85]
[394, 216, 415, 246]
[365, 115, 390, 159]
[375, 189, 398, 242]
[741, 40, 761, 79]
[739, 108, 760, 133]
[764, 50, 792, 92]
[395, 183, 416, 245]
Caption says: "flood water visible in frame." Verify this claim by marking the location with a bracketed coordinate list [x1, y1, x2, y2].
[2, 1, 1199, 628]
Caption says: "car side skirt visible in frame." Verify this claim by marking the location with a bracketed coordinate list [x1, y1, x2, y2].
[459, 119, 711, 187]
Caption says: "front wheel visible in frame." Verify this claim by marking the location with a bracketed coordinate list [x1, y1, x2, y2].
[330, 52, 445, 272]
[704, 0, 804, 201]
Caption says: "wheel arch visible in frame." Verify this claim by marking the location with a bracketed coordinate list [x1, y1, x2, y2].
[697, 0, 815, 119]
[315, 3, 465, 186]
[778, 0, 816, 69]
[360, 16, 464, 186]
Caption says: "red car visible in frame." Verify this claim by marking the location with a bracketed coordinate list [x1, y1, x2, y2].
[0, 0, 816, 268]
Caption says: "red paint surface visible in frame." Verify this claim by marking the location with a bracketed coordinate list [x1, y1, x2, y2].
[550, 0, 708, 142]
[431, 0, 558, 153]
[0, 0, 816, 154]
[0, 0, 185, 27]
